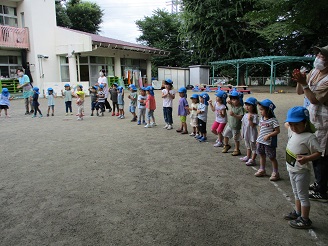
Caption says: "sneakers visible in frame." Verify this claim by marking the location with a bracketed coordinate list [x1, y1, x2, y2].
[245, 159, 256, 166]
[196, 135, 203, 140]
[112, 112, 115, 116]
[283, 210, 300, 220]
[65, 113, 68, 116]
[222, 145, 231, 153]
[51, 113, 54, 116]
[176, 129, 183, 133]
[137, 121, 141, 125]
[116, 113, 119, 116]
[131, 118, 137, 122]
[254, 169, 266, 177]
[194, 134, 200, 138]
[309, 192, 328, 202]
[39, 114, 43, 118]
[70, 113, 73, 115]
[199, 137, 207, 142]
[97, 112, 99, 116]
[46, 114, 49, 117]
[144, 124, 152, 128]
[101, 112, 104, 116]
[167, 125, 173, 130]
[231, 150, 241, 156]
[213, 142, 223, 147]
[120, 115, 125, 119]
[163, 124, 169, 129]
[269, 172, 280, 181]
[91, 113, 94, 116]
[289, 217, 312, 229]
[239, 156, 249, 162]
[150, 122, 157, 127]
[25, 111, 30, 115]
[31, 115, 36, 118]
[189, 132, 196, 136]
[309, 182, 318, 191]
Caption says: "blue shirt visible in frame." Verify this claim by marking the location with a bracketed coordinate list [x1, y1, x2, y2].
[197, 103, 208, 122]
[117, 92, 124, 105]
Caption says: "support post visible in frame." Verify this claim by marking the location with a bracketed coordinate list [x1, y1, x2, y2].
[270, 60, 274, 93]
[236, 63, 240, 86]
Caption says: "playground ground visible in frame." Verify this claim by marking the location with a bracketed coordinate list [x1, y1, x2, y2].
[0, 87, 327, 246]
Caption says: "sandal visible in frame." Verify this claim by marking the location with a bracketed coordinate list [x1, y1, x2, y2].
[176, 129, 182, 133]
[222, 145, 231, 153]
[231, 150, 241, 156]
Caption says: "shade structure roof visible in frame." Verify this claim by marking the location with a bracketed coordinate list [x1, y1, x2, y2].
[209, 56, 315, 93]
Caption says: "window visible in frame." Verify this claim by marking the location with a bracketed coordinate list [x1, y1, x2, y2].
[0, 5, 18, 27]
[0, 55, 21, 78]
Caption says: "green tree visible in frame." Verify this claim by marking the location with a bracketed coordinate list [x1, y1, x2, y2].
[56, 0, 103, 34]
[136, 9, 189, 72]
[244, 0, 328, 56]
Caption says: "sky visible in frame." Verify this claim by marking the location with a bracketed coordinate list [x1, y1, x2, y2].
[93, 0, 171, 44]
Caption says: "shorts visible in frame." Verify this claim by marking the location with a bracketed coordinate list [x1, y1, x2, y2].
[91, 101, 97, 111]
[198, 118, 207, 134]
[190, 116, 198, 127]
[147, 109, 154, 120]
[0, 105, 9, 109]
[47, 105, 55, 109]
[180, 116, 187, 123]
[118, 104, 124, 110]
[222, 125, 241, 141]
[129, 106, 136, 113]
[77, 106, 84, 114]
[211, 121, 226, 134]
[257, 142, 276, 159]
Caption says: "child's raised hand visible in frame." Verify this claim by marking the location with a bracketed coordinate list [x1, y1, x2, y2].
[208, 99, 212, 104]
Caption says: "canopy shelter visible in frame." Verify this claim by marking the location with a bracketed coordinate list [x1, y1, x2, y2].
[209, 56, 315, 93]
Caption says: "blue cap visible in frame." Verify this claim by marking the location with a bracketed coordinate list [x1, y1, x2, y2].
[47, 87, 53, 91]
[200, 92, 210, 105]
[117, 86, 123, 93]
[258, 99, 276, 111]
[99, 84, 104, 89]
[2, 88, 9, 93]
[92, 85, 98, 90]
[215, 90, 227, 99]
[64, 83, 70, 87]
[190, 94, 199, 99]
[178, 87, 187, 93]
[245, 97, 257, 105]
[33, 87, 40, 94]
[165, 79, 173, 84]
[128, 84, 137, 91]
[285, 106, 309, 122]
[77, 84, 83, 89]
[141, 86, 147, 91]
[113, 83, 118, 87]
[229, 88, 240, 98]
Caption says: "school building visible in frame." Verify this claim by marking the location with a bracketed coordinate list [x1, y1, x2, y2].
[0, 0, 167, 95]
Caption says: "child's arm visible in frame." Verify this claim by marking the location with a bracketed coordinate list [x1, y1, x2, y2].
[297, 152, 322, 165]
[208, 100, 215, 112]
[263, 126, 280, 141]
[162, 90, 168, 98]
[248, 114, 257, 127]
[220, 108, 226, 118]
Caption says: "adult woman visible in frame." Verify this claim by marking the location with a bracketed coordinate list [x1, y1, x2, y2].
[97, 69, 112, 112]
[293, 45, 328, 202]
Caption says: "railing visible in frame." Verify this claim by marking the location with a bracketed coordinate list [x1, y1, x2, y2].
[0, 25, 29, 49]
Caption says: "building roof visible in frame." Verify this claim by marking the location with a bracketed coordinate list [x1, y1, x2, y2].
[59, 27, 169, 55]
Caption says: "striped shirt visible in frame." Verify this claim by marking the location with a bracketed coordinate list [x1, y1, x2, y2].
[97, 91, 105, 103]
[257, 117, 279, 146]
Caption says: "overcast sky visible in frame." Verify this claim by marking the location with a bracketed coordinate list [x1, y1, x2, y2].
[93, 0, 170, 44]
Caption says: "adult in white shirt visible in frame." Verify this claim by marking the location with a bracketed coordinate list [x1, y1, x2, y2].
[96, 69, 112, 112]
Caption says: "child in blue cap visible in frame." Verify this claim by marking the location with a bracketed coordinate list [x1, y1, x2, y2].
[208, 89, 228, 147]
[255, 99, 280, 181]
[0, 88, 12, 118]
[61, 84, 73, 116]
[222, 88, 244, 155]
[31, 87, 42, 118]
[189, 94, 199, 136]
[176, 87, 189, 134]
[162, 79, 176, 130]
[128, 84, 138, 122]
[240, 97, 259, 166]
[44, 88, 56, 117]
[95, 84, 106, 116]
[284, 106, 322, 229]
[196, 92, 210, 142]
[117, 86, 125, 119]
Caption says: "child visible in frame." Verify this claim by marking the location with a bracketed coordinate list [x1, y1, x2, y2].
[117, 86, 125, 119]
[176, 87, 189, 134]
[75, 84, 85, 116]
[284, 106, 322, 229]
[209, 89, 228, 147]
[189, 94, 199, 137]
[61, 84, 73, 116]
[254, 99, 280, 181]
[162, 79, 175, 130]
[88, 85, 98, 116]
[128, 84, 138, 122]
[137, 87, 147, 125]
[222, 89, 244, 155]
[31, 87, 42, 118]
[110, 83, 119, 116]
[95, 84, 106, 116]
[144, 86, 157, 128]
[44, 88, 56, 117]
[196, 92, 209, 142]
[0, 88, 12, 118]
[76, 91, 85, 120]
[240, 97, 259, 166]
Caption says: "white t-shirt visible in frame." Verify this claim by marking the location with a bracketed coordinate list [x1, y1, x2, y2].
[286, 128, 322, 173]
[197, 103, 208, 122]
[241, 113, 259, 142]
[98, 76, 109, 98]
[162, 89, 175, 107]
[214, 102, 227, 123]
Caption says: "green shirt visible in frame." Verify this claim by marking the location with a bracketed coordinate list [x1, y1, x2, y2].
[228, 106, 244, 130]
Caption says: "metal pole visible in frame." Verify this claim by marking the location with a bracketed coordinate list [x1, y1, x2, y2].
[236, 63, 240, 86]
[270, 60, 273, 93]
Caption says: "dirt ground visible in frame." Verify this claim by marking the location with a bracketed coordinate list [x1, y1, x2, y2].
[0, 86, 327, 246]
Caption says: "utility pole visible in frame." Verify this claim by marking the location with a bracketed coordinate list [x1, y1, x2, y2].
[166, 0, 181, 13]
